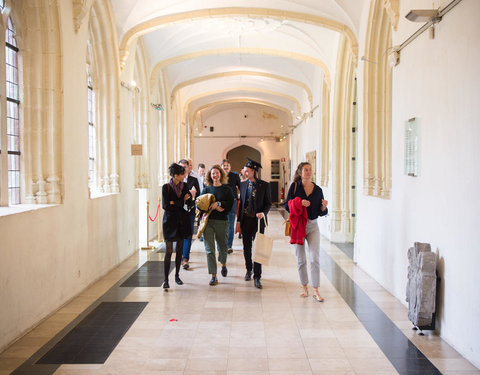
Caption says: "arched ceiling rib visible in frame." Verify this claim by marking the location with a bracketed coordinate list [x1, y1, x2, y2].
[191, 100, 293, 128]
[109, 2, 367, 129]
[171, 71, 313, 108]
[117, 7, 358, 64]
[186, 88, 301, 116]
[150, 48, 333, 90]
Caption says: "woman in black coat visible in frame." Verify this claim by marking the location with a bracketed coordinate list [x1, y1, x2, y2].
[161, 163, 194, 289]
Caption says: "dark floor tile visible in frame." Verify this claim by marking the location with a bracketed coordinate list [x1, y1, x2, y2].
[333, 241, 354, 259]
[120, 261, 170, 287]
[36, 302, 147, 365]
[319, 248, 441, 375]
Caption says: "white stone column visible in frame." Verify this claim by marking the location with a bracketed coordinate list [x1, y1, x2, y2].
[330, 35, 356, 243]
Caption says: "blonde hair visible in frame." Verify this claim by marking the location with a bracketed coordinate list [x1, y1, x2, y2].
[205, 164, 228, 186]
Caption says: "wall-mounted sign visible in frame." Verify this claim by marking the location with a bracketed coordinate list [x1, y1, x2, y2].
[131, 144, 143, 156]
[404, 118, 419, 177]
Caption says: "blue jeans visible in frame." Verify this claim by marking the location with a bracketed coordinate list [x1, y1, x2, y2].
[182, 213, 195, 260]
[227, 199, 237, 249]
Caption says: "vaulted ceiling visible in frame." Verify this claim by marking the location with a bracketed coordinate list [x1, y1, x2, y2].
[110, 1, 367, 128]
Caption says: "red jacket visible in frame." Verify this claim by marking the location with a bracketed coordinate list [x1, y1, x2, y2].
[288, 197, 307, 245]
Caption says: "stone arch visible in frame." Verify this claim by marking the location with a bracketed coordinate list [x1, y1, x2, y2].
[119, 8, 359, 69]
[87, 0, 120, 194]
[133, 39, 151, 189]
[363, 0, 394, 199]
[224, 144, 263, 179]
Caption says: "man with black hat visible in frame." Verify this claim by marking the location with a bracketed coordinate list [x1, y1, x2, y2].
[236, 158, 272, 289]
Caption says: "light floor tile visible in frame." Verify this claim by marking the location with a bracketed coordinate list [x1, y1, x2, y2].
[228, 346, 268, 359]
[268, 358, 312, 371]
[309, 358, 354, 372]
[185, 358, 228, 371]
[2, 213, 479, 375]
[267, 345, 308, 359]
[227, 357, 268, 371]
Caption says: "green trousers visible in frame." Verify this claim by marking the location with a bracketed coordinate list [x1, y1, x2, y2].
[203, 219, 228, 275]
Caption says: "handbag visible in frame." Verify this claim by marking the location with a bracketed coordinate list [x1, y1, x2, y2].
[284, 219, 291, 236]
[284, 182, 297, 237]
[253, 218, 273, 265]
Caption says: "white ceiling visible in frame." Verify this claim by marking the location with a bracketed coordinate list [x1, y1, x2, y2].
[110, 0, 367, 131]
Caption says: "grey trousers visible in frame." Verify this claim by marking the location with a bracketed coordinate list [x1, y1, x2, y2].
[294, 219, 320, 288]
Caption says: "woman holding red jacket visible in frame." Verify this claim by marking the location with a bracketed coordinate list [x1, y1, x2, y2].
[285, 162, 328, 302]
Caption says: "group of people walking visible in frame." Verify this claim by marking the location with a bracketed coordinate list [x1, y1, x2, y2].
[161, 157, 328, 302]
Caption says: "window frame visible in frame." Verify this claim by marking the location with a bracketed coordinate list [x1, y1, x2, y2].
[1, 15, 22, 206]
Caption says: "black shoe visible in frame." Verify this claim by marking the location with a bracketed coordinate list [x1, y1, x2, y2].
[209, 276, 218, 286]
[175, 275, 183, 285]
[244, 271, 252, 281]
[254, 278, 263, 289]
[227, 248, 233, 254]
[221, 266, 228, 277]
[163, 280, 170, 289]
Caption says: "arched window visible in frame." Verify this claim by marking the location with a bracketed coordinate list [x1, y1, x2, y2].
[0, 15, 21, 205]
[86, 1, 120, 197]
[0, 2, 62, 206]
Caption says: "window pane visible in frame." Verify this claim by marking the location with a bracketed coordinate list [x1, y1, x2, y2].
[87, 62, 96, 190]
[5, 17, 20, 205]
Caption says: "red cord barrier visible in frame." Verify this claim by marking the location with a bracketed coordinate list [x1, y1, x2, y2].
[149, 203, 160, 222]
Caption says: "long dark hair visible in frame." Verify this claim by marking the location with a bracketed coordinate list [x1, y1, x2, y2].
[293, 162, 311, 183]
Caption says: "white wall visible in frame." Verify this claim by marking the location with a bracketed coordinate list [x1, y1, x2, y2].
[193, 105, 289, 183]
[0, 2, 160, 351]
[288, 68, 332, 236]
[355, 0, 480, 367]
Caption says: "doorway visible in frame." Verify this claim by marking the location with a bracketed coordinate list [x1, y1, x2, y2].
[226, 145, 261, 179]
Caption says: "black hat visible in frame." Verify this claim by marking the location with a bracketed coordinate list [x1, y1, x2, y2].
[245, 158, 262, 171]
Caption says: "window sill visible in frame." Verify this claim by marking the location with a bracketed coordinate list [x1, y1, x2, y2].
[0, 204, 59, 217]
[89, 192, 119, 199]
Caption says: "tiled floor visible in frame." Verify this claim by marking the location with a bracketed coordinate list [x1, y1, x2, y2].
[1, 211, 479, 375]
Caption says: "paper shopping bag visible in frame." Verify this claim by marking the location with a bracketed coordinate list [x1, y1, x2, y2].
[253, 219, 273, 265]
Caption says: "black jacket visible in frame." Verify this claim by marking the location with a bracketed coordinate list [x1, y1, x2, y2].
[185, 174, 200, 195]
[227, 171, 241, 198]
[162, 182, 194, 240]
[184, 175, 200, 217]
[237, 178, 272, 224]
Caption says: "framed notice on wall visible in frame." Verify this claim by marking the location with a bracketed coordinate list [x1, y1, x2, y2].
[404, 118, 419, 177]
[131, 144, 143, 156]
[305, 150, 316, 183]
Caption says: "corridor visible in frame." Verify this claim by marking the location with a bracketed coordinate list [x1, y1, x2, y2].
[2, 212, 478, 375]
